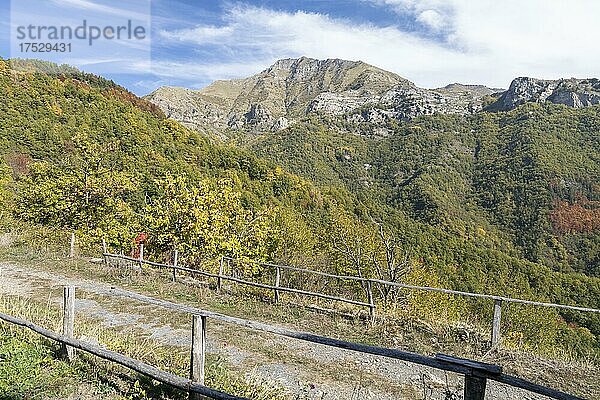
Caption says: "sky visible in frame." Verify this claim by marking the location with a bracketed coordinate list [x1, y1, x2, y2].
[1, 0, 599, 96]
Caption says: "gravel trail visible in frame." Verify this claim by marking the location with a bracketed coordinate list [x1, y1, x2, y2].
[0, 262, 550, 400]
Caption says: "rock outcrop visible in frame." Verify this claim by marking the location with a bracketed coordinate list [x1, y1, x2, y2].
[488, 77, 600, 111]
[147, 58, 600, 135]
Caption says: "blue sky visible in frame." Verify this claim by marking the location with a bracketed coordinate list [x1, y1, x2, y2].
[1, 0, 600, 95]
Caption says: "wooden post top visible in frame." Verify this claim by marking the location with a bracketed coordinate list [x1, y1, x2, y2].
[436, 353, 502, 375]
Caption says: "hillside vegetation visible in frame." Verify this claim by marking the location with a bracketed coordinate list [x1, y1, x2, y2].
[0, 59, 599, 362]
[243, 107, 600, 278]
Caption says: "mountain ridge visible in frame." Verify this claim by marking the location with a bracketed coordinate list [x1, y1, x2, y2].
[489, 76, 600, 111]
[146, 57, 600, 135]
[145, 57, 499, 134]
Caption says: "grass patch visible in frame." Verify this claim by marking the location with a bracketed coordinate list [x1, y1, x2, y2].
[0, 294, 285, 400]
[0, 334, 94, 399]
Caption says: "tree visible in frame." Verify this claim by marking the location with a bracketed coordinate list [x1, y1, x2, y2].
[144, 174, 278, 272]
[0, 159, 12, 220]
[14, 135, 138, 249]
[329, 211, 411, 305]
[370, 222, 411, 305]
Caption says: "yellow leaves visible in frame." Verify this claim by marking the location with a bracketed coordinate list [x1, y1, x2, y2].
[145, 174, 279, 267]
[161, 119, 187, 139]
[0, 160, 13, 216]
[405, 264, 466, 322]
[47, 102, 62, 116]
[267, 165, 285, 181]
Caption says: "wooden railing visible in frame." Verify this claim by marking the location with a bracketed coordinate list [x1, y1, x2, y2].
[110, 286, 587, 400]
[7, 275, 587, 400]
[2, 281, 587, 400]
[0, 286, 247, 400]
[103, 249, 600, 348]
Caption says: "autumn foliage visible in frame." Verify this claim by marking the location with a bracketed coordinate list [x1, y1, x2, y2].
[549, 197, 600, 234]
[102, 87, 165, 119]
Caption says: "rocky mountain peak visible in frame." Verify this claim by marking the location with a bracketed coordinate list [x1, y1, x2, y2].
[146, 56, 425, 135]
[489, 77, 600, 111]
[146, 57, 596, 136]
[267, 57, 298, 72]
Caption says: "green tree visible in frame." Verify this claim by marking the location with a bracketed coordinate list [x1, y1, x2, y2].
[0, 159, 12, 220]
[14, 159, 137, 249]
[144, 174, 279, 271]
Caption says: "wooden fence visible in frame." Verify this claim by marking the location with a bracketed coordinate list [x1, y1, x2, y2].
[0, 286, 247, 400]
[102, 249, 600, 348]
[0, 282, 587, 400]
[107, 286, 588, 400]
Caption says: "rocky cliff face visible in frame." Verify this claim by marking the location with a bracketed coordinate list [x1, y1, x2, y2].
[489, 77, 600, 111]
[147, 86, 230, 134]
[146, 57, 600, 134]
[145, 57, 499, 134]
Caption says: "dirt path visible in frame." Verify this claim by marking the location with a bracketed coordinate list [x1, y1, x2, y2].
[0, 261, 550, 400]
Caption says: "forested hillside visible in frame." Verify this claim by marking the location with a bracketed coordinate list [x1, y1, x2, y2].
[1, 59, 599, 358]
[243, 106, 600, 278]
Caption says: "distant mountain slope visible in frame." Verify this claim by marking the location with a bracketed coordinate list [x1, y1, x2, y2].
[2, 59, 600, 359]
[145, 57, 499, 133]
[244, 103, 600, 278]
[488, 77, 600, 111]
[147, 57, 600, 136]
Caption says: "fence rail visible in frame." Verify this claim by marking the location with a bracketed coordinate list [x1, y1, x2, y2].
[0, 288, 247, 400]
[103, 250, 600, 347]
[103, 283, 585, 400]
[104, 253, 375, 308]
[5, 237, 588, 400]
[223, 256, 600, 313]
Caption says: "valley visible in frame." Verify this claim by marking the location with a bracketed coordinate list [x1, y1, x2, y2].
[0, 56, 599, 398]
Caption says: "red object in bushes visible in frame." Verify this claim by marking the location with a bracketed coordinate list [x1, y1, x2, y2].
[132, 232, 148, 258]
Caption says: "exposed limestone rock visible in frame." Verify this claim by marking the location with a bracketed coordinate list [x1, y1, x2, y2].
[489, 77, 600, 111]
[145, 57, 506, 134]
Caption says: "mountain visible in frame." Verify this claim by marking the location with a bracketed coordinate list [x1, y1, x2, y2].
[488, 77, 600, 111]
[2, 58, 600, 360]
[145, 57, 500, 134]
[147, 57, 600, 136]
[144, 56, 600, 283]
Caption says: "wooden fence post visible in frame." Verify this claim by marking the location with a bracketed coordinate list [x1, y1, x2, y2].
[366, 280, 375, 324]
[102, 239, 108, 267]
[217, 256, 224, 292]
[69, 232, 75, 258]
[491, 299, 502, 347]
[138, 243, 144, 270]
[172, 249, 178, 282]
[61, 286, 75, 361]
[190, 314, 207, 400]
[464, 375, 487, 400]
[274, 265, 281, 304]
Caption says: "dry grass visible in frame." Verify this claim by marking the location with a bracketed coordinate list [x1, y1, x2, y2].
[0, 231, 598, 399]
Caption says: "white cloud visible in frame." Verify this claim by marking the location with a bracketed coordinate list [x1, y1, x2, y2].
[161, 25, 233, 43]
[416, 9, 446, 31]
[158, 4, 467, 87]
[138, 59, 274, 82]
[49, 0, 149, 21]
[366, 0, 453, 32]
[157, 2, 600, 89]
